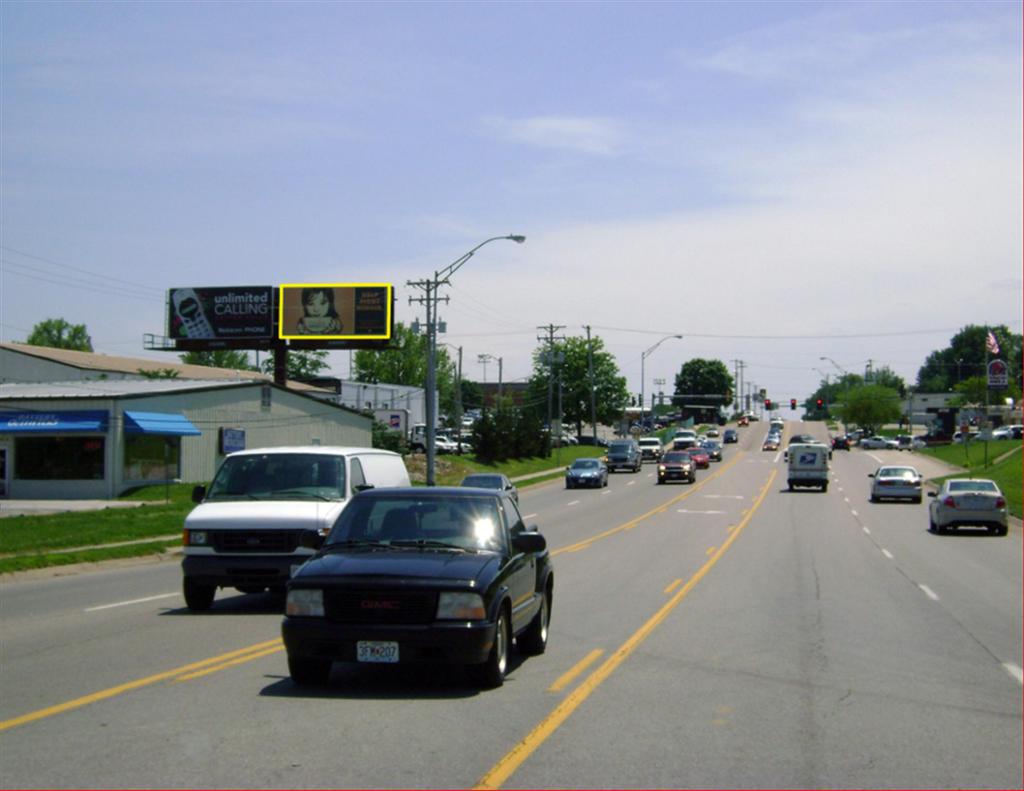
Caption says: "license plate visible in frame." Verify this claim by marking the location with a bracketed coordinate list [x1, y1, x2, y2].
[357, 641, 399, 663]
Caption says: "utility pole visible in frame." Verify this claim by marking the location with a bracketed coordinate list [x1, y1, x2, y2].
[586, 325, 597, 444]
[538, 324, 565, 446]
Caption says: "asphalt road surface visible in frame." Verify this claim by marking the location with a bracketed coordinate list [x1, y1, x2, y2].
[2, 422, 1020, 789]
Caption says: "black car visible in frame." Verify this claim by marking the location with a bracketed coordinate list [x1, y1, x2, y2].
[723, 429, 738, 444]
[831, 435, 851, 451]
[459, 472, 518, 504]
[282, 487, 552, 689]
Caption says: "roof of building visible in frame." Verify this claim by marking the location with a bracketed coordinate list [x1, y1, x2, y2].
[0, 341, 325, 392]
[0, 379, 257, 399]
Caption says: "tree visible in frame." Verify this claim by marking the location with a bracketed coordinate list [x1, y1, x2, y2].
[916, 324, 1022, 393]
[352, 323, 458, 415]
[526, 334, 629, 435]
[673, 359, 733, 423]
[837, 384, 902, 434]
[259, 349, 330, 381]
[26, 318, 92, 351]
[180, 350, 256, 371]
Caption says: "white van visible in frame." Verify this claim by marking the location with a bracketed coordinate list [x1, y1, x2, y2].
[787, 443, 830, 492]
[181, 446, 410, 610]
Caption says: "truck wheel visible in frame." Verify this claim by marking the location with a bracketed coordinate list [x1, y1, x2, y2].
[518, 588, 550, 656]
[183, 577, 215, 611]
[472, 609, 509, 688]
[288, 656, 332, 686]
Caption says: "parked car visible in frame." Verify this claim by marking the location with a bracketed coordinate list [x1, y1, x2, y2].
[657, 451, 696, 484]
[460, 473, 518, 504]
[723, 429, 739, 444]
[831, 435, 851, 451]
[868, 466, 923, 503]
[637, 437, 664, 462]
[282, 486, 553, 688]
[565, 457, 609, 489]
[605, 439, 642, 472]
[928, 479, 1008, 535]
[859, 435, 899, 450]
[687, 447, 710, 469]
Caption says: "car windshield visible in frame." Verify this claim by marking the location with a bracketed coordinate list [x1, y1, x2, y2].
[327, 494, 506, 552]
[663, 452, 689, 462]
[572, 459, 601, 469]
[206, 454, 344, 501]
[608, 442, 633, 451]
[948, 480, 998, 493]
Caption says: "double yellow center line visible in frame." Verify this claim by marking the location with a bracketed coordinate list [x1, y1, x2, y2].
[0, 638, 283, 732]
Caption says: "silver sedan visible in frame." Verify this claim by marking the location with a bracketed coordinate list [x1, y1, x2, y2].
[928, 478, 1008, 535]
[868, 465, 923, 503]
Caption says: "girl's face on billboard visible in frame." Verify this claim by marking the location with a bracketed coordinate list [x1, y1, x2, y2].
[305, 292, 329, 316]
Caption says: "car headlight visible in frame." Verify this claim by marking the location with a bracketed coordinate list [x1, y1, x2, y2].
[436, 592, 485, 620]
[184, 529, 207, 546]
[286, 588, 324, 617]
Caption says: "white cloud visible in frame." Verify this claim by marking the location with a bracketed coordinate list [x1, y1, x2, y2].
[482, 115, 623, 155]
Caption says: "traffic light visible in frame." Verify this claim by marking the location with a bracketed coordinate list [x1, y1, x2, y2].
[816, 398, 824, 410]
[764, 398, 771, 409]
[790, 398, 797, 410]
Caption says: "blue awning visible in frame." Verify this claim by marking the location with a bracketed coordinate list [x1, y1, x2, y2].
[0, 410, 109, 433]
[123, 411, 201, 436]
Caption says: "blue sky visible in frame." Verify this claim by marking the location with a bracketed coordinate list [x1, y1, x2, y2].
[2, 1, 1021, 405]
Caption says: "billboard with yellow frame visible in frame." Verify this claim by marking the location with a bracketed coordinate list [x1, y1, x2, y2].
[278, 283, 393, 340]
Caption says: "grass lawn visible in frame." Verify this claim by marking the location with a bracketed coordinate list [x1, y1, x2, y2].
[0, 448, 602, 573]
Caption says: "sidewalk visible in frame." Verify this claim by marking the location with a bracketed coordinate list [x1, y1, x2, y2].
[0, 500, 148, 518]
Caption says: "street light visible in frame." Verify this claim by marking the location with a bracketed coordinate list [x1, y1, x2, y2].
[641, 335, 683, 428]
[409, 235, 525, 486]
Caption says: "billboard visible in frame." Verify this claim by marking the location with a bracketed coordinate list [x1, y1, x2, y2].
[167, 286, 274, 341]
[278, 283, 393, 340]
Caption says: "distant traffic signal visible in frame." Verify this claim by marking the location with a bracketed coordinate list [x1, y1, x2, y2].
[816, 398, 824, 409]
[764, 398, 771, 409]
[790, 398, 797, 410]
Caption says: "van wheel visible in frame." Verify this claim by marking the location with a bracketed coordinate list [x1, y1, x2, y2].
[183, 577, 215, 611]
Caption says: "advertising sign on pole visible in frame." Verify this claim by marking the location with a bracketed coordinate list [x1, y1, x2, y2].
[168, 286, 274, 342]
[278, 283, 393, 341]
[988, 359, 1008, 389]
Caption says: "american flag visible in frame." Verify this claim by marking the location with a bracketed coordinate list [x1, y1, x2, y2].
[985, 330, 1000, 355]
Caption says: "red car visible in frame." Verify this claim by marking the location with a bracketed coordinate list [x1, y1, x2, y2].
[687, 447, 710, 469]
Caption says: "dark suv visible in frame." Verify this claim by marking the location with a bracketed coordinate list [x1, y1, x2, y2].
[605, 439, 641, 473]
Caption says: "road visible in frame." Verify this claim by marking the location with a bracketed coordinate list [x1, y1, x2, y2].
[2, 422, 1020, 789]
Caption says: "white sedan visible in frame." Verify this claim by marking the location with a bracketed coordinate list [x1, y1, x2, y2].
[928, 478, 1008, 536]
[860, 435, 899, 450]
[868, 465, 923, 503]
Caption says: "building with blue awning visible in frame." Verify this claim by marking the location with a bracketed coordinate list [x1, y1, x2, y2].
[0, 371, 371, 500]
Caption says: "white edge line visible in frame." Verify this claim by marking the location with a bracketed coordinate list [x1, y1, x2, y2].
[86, 593, 180, 612]
[918, 584, 940, 601]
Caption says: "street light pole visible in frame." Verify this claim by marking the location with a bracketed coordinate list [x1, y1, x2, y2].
[409, 235, 525, 486]
[641, 335, 683, 429]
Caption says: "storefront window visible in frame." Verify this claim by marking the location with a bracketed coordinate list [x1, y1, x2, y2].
[15, 437, 105, 480]
[124, 435, 180, 481]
